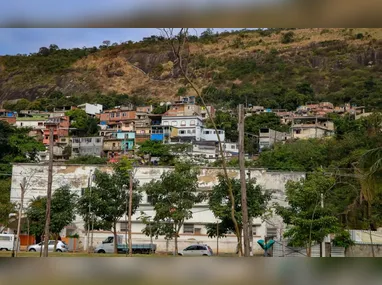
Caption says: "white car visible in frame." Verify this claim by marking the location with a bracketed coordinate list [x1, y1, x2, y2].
[28, 240, 68, 252]
[179, 244, 213, 256]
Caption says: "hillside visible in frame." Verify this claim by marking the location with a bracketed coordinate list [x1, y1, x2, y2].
[1, 28, 382, 110]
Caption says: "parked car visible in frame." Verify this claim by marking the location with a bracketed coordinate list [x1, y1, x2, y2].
[94, 236, 156, 254]
[27, 240, 68, 252]
[179, 244, 213, 256]
[0, 234, 19, 251]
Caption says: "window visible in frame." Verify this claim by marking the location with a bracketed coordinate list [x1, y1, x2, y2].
[252, 226, 257, 236]
[187, 130, 192, 134]
[180, 130, 185, 134]
[86, 138, 92, 143]
[192, 130, 196, 134]
[163, 121, 169, 126]
[266, 227, 277, 237]
[190, 120, 195, 126]
[147, 195, 153, 204]
[73, 148, 79, 153]
[204, 131, 210, 135]
[194, 228, 201, 235]
[181, 120, 186, 126]
[231, 145, 235, 149]
[120, 222, 128, 232]
[183, 224, 194, 234]
[0, 236, 10, 241]
[185, 245, 197, 251]
[48, 241, 55, 245]
[61, 138, 66, 142]
[96, 138, 101, 143]
[116, 112, 120, 117]
[296, 129, 301, 134]
[122, 112, 126, 117]
[38, 122, 43, 126]
[111, 113, 115, 118]
[171, 121, 177, 126]
[140, 130, 145, 134]
[20, 123, 23, 126]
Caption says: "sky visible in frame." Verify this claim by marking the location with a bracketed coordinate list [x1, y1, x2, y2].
[0, 28, 244, 55]
[1, 1, 272, 24]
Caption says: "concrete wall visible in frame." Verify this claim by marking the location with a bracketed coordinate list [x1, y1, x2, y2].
[10, 164, 305, 252]
[346, 244, 382, 257]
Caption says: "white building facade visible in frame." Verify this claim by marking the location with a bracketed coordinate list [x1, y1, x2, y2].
[10, 163, 304, 254]
[77, 103, 103, 116]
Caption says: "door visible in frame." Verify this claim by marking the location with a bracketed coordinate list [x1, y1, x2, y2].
[48, 240, 57, 252]
[104, 237, 115, 253]
[196, 245, 207, 256]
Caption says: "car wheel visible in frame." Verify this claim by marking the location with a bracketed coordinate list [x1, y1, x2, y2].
[0, 248, 7, 251]
[29, 248, 36, 252]
[56, 249, 62, 252]
[98, 250, 106, 254]
[202, 254, 208, 256]
[178, 253, 182, 256]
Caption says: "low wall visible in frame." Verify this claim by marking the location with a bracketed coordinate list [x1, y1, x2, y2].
[78, 233, 265, 254]
[346, 244, 382, 257]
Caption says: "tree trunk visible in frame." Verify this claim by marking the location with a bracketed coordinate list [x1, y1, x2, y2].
[53, 234, 58, 252]
[306, 245, 312, 257]
[113, 222, 118, 254]
[174, 222, 178, 256]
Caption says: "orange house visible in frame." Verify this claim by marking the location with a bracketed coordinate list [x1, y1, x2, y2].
[43, 116, 70, 145]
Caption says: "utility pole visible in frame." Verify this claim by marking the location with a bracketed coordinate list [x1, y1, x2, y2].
[15, 177, 27, 257]
[321, 193, 326, 257]
[87, 170, 92, 254]
[43, 124, 55, 257]
[216, 220, 219, 256]
[128, 169, 133, 257]
[238, 104, 250, 257]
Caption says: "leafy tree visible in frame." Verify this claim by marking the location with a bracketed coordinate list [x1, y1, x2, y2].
[26, 196, 46, 242]
[136, 140, 174, 165]
[25, 185, 77, 247]
[206, 110, 238, 142]
[0, 121, 45, 173]
[256, 139, 329, 171]
[50, 186, 78, 250]
[77, 160, 142, 253]
[65, 109, 99, 136]
[275, 171, 340, 256]
[207, 175, 271, 253]
[0, 179, 15, 232]
[142, 162, 205, 255]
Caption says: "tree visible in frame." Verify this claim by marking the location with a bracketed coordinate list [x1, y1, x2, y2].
[77, 161, 142, 253]
[65, 109, 99, 136]
[136, 140, 174, 165]
[26, 196, 46, 243]
[142, 162, 205, 255]
[50, 186, 77, 250]
[102, 40, 111, 47]
[0, 179, 15, 232]
[207, 175, 271, 253]
[25, 185, 77, 247]
[275, 171, 340, 257]
[38, 47, 50, 56]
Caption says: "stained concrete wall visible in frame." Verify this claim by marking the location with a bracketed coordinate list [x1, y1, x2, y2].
[10, 163, 305, 252]
[346, 244, 382, 257]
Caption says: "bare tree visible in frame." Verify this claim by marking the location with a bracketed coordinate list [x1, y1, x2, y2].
[159, 28, 242, 256]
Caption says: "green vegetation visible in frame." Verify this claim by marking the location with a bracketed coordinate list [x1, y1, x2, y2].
[66, 155, 107, 165]
[206, 175, 271, 250]
[141, 162, 205, 255]
[76, 160, 142, 254]
[276, 171, 340, 256]
[26, 185, 77, 244]
[65, 109, 99, 136]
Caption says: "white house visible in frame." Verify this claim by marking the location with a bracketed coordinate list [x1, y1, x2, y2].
[9, 163, 304, 254]
[77, 103, 103, 116]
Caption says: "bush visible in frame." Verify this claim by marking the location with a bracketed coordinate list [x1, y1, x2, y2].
[281, 32, 295, 44]
[332, 230, 355, 249]
[66, 155, 107, 165]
